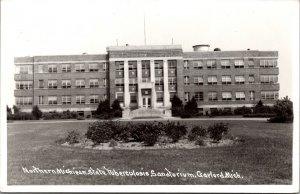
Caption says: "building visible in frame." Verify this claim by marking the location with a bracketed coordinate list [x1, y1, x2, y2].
[14, 44, 279, 118]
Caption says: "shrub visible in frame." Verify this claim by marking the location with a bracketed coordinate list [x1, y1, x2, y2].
[163, 122, 187, 142]
[140, 122, 161, 146]
[269, 96, 293, 123]
[234, 106, 252, 115]
[32, 105, 43, 119]
[243, 113, 276, 118]
[184, 97, 198, 115]
[113, 110, 122, 118]
[195, 137, 206, 146]
[171, 107, 183, 117]
[8, 112, 35, 120]
[188, 126, 207, 141]
[65, 130, 81, 144]
[85, 121, 117, 144]
[171, 95, 183, 116]
[13, 105, 20, 114]
[111, 99, 123, 112]
[77, 116, 85, 120]
[181, 111, 192, 118]
[96, 99, 111, 115]
[207, 122, 229, 142]
[109, 139, 118, 147]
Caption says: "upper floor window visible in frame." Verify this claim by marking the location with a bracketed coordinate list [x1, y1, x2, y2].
[207, 60, 216, 69]
[75, 64, 85, 72]
[16, 81, 33, 90]
[249, 75, 255, 84]
[129, 78, 137, 86]
[235, 76, 245, 84]
[221, 60, 231, 69]
[155, 60, 163, 70]
[222, 92, 232, 101]
[62, 80, 71, 88]
[248, 59, 254, 67]
[234, 60, 244, 68]
[62, 64, 71, 72]
[208, 92, 218, 101]
[142, 60, 150, 69]
[62, 96, 71, 104]
[16, 97, 33, 105]
[103, 78, 107, 88]
[193, 61, 203, 69]
[128, 61, 137, 70]
[90, 95, 99, 104]
[260, 75, 278, 84]
[168, 77, 177, 85]
[168, 60, 177, 69]
[184, 76, 190, 85]
[261, 91, 278, 100]
[48, 96, 58, 105]
[76, 95, 85, 104]
[38, 65, 44, 73]
[89, 79, 99, 88]
[194, 76, 203, 85]
[222, 76, 231, 85]
[184, 92, 190, 102]
[102, 62, 108, 71]
[184, 60, 189, 69]
[115, 78, 124, 86]
[208, 76, 217, 85]
[48, 80, 58, 89]
[195, 92, 203, 101]
[155, 77, 164, 86]
[16, 65, 33, 74]
[89, 63, 99, 72]
[116, 93, 124, 103]
[115, 61, 124, 71]
[75, 79, 85, 88]
[48, 64, 57, 73]
[235, 92, 245, 101]
[260, 59, 277, 68]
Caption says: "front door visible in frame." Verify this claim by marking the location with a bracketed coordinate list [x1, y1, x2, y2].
[142, 96, 151, 108]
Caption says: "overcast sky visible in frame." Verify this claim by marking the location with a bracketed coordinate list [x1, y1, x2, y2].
[1, 0, 299, 107]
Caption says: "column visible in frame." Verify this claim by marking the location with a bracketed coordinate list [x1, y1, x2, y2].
[163, 59, 170, 107]
[137, 60, 142, 108]
[124, 60, 130, 107]
[150, 60, 156, 108]
[150, 60, 155, 82]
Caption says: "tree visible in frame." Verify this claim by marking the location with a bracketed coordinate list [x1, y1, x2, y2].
[184, 97, 198, 115]
[111, 99, 122, 111]
[171, 95, 183, 116]
[13, 105, 20, 114]
[7, 105, 12, 114]
[96, 99, 111, 115]
[32, 105, 43, 119]
[269, 96, 293, 123]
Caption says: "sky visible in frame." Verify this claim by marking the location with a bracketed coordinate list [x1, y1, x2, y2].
[1, 0, 299, 107]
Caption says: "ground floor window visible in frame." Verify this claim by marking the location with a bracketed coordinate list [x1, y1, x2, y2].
[130, 93, 137, 103]
[156, 92, 164, 102]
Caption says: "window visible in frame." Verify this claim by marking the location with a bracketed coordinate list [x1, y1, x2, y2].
[235, 92, 245, 101]
[16, 65, 33, 74]
[38, 96, 44, 105]
[116, 61, 124, 70]
[15, 81, 33, 90]
[261, 91, 279, 100]
[168, 60, 177, 69]
[48, 80, 58, 89]
[129, 61, 137, 70]
[156, 93, 164, 102]
[48, 64, 57, 73]
[234, 60, 244, 68]
[235, 76, 245, 84]
[103, 78, 107, 88]
[207, 60, 216, 69]
[38, 65, 44, 73]
[248, 59, 254, 67]
[222, 92, 232, 101]
[260, 59, 277, 68]
[260, 75, 278, 84]
[194, 76, 203, 85]
[75, 64, 85, 72]
[184, 92, 190, 102]
[16, 97, 33, 105]
[89, 95, 99, 104]
[193, 61, 203, 69]
[208, 92, 218, 101]
[115, 78, 124, 86]
[116, 93, 124, 103]
[130, 93, 137, 103]
[39, 80, 44, 88]
[62, 80, 71, 88]
[129, 78, 137, 85]
[208, 76, 217, 85]
[155, 60, 163, 70]
[222, 76, 231, 85]
[168, 77, 177, 85]
[184, 60, 189, 69]
[250, 91, 255, 100]
[142, 60, 150, 69]
[103, 62, 108, 71]
[62, 96, 71, 104]
[184, 76, 190, 85]
[76, 79, 85, 88]
[48, 96, 57, 105]
[62, 64, 71, 72]
[89, 64, 99, 72]
[89, 79, 99, 88]
[195, 92, 203, 101]
[76, 95, 85, 104]
[221, 60, 231, 69]
[249, 75, 255, 84]
[155, 77, 163, 86]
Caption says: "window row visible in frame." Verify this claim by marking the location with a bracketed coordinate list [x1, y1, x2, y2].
[183, 59, 277, 69]
[37, 95, 107, 105]
[15, 81, 33, 90]
[38, 79, 107, 89]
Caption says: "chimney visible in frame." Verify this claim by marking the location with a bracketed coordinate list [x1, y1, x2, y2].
[192, 44, 210, 52]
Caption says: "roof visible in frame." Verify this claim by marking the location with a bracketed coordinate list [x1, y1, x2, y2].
[183, 50, 278, 58]
[107, 45, 182, 51]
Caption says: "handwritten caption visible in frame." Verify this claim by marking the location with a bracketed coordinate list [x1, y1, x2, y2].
[22, 166, 243, 179]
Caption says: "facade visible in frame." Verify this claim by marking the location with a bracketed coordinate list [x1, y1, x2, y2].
[14, 44, 279, 118]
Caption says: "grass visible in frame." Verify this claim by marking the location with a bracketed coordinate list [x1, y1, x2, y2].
[7, 120, 293, 185]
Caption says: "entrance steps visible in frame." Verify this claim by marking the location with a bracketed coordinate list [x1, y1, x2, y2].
[122, 108, 171, 119]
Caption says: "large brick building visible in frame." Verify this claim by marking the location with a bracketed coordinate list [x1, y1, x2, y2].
[14, 44, 279, 118]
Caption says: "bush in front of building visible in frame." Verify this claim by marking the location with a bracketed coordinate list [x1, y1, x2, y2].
[184, 97, 198, 115]
[207, 122, 229, 142]
[163, 121, 187, 142]
[233, 106, 252, 115]
[42, 110, 78, 120]
[65, 130, 82, 144]
[268, 96, 293, 123]
[243, 113, 276, 118]
[7, 112, 36, 120]
[94, 99, 123, 119]
[32, 105, 43, 120]
[171, 95, 183, 117]
[85, 121, 116, 144]
[188, 126, 207, 141]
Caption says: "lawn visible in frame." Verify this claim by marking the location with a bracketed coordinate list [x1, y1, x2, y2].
[7, 119, 293, 185]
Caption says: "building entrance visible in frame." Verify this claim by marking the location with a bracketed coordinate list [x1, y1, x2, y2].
[142, 96, 151, 108]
